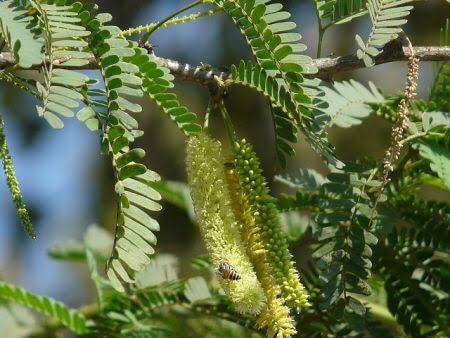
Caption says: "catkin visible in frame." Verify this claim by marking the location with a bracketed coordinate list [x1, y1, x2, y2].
[226, 169, 297, 337]
[0, 116, 36, 239]
[186, 133, 265, 314]
[376, 39, 419, 205]
[232, 139, 309, 313]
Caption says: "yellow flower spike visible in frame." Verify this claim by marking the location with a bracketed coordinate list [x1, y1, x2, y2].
[186, 133, 265, 315]
[231, 138, 310, 313]
[226, 168, 297, 337]
[259, 292, 297, 338]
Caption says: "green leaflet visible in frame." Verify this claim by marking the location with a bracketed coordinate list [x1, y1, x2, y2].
[278, 211, 310, 242]
[355, 0, 414, 67]
[76, 106, 100, 131]
[148, 180, 195, 220]
[318, 80, 385, 128]
[0, 0, 44, 68]
[47, 224, 113, 262]
[31, 1, 92, 128]
[47, 239, 87, 261]
[275, 168, 327, 191]
[413, 139, 450, 189]
[184, 277, 212, 303]
[0, 281, 88, 334]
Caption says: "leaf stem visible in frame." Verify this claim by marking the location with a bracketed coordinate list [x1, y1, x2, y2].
[218, 100, 236, 143]
[313, 0, 325, 58]
[138, 0, 206, 46]
[121, 9, 219, 37]
[399, 131, 446, 145]
[317, 27, 324, 58]
[203, 98, 215, 130]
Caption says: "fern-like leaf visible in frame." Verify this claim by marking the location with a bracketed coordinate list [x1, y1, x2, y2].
[318, 80, 385, 128]
[229, 60, 299, 163]
[0, 0, 44, 68]
[355, 0, 413, 66]
[149, 180, 195, 220]
[278, 211, 311, 242]
[0, 281, 88, 334]
[277, 191, 320, 212]
[275, 168, 327, 190]
[413, 139, 450, 189]
[31, 1, 91, 128]
[85, 11, 162, 292]
[374, 197, 449, 336]
[128, 48, 202, 135]
[315, 0, 367, 28]
[313, 168, 380, 326]
[213, 0, 337, 167]
[429, 19, 449, 112]
[0, 70, 40, 98]
[430, 62, 449, 113]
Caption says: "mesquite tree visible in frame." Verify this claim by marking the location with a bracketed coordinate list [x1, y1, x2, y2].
[0, 0, 449, 337]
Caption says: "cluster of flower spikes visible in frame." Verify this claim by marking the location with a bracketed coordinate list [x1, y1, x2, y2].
[185, 132, 265, 315]
[231, 138, 310, 313]
[226, 168, 297, 337]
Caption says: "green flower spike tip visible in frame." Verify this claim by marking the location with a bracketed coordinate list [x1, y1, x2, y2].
[232, 138, 309, 313]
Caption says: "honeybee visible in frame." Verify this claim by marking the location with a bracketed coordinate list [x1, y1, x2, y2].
[224, 161, 235, 170]
[217, 262, 241, 281]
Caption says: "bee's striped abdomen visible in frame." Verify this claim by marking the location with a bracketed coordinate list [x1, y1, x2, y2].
[218, 262, 241, 281]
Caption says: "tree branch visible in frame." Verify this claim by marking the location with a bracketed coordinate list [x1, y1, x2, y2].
[1, 41, 449, 86]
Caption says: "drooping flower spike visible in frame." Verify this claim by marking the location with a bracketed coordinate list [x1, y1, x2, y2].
[186, 132, 265, 315]
[226, 168, 297, 337]
[231, 138, 310, 313]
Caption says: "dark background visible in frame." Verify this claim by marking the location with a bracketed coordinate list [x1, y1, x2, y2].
[0, 0, 448, 327]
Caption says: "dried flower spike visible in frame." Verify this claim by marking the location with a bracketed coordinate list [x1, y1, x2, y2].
[379, 38, 419, 194]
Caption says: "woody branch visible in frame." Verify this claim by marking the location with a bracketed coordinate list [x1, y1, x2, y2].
[0, 40, 449, 86]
